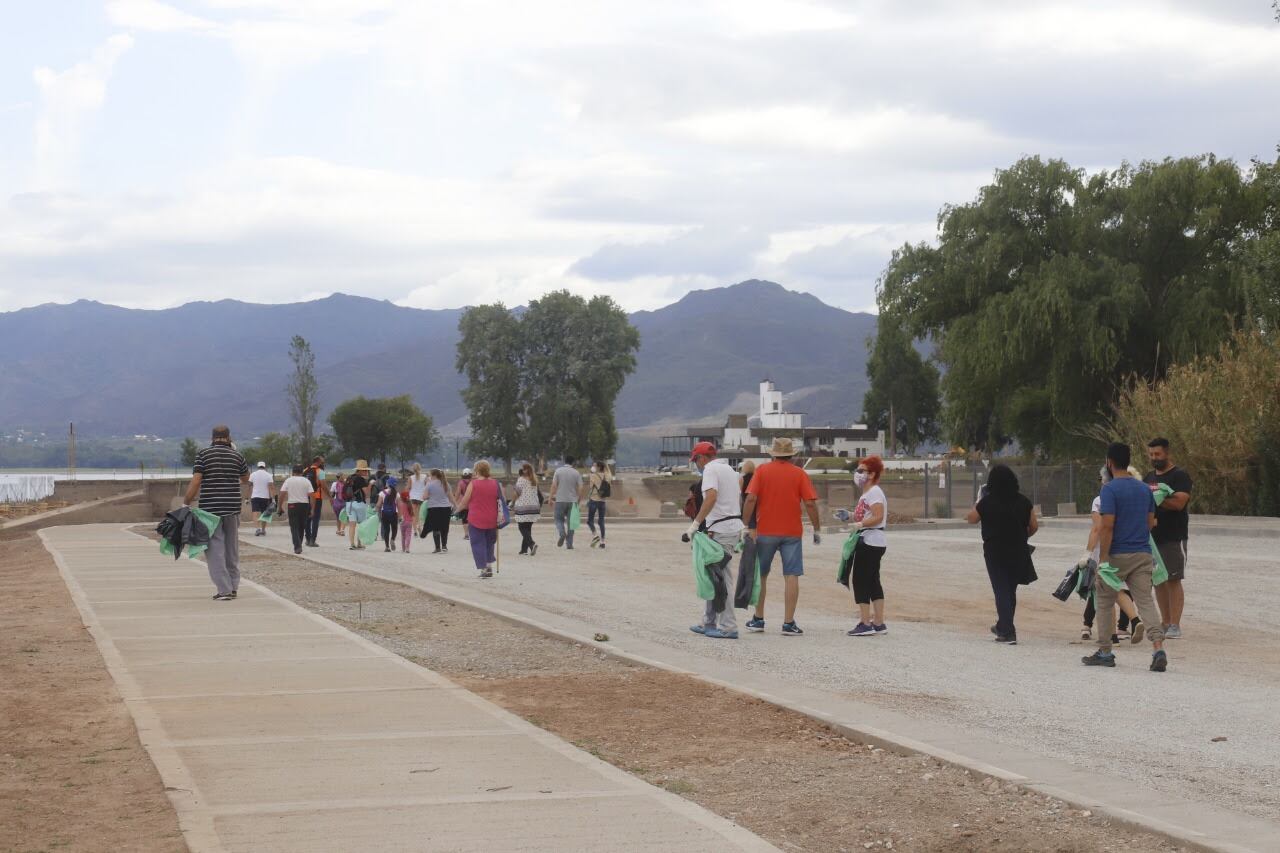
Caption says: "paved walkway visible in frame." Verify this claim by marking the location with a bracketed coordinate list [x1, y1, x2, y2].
[40, 525, 774, 853]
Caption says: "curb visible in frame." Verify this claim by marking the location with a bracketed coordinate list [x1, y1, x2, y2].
[245, 537, 1273, 853]
[0, 489, 146, 533]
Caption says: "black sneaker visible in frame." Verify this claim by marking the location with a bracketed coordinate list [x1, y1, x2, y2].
[781, 621, 803, 636]
[1150, 650, 1168, 672]
[293, 547, 302, 554]
[212, 593, 234, 601]
[306, 541, 319, 547]
[557, 535, 566, 547]
[993, 634, 1017, 645]
[229, 590, 237, 599]
[1082, 650, 1116, 667]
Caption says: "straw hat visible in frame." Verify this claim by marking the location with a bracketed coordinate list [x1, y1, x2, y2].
[355, 459, 370, 473]
[768, 437, 797, 458]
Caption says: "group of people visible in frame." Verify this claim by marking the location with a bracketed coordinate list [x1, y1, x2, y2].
[186, 424, 1194, 674]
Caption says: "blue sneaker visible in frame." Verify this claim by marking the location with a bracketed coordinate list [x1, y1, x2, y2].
[1082, 650, 1116, 667]
[745, 616, 765, 633]
[781, 621, 803, 636]
[873, 623, 888, 635]
[1150, 650, 1168, 672]
[704, 628, 739, 639]
[690, 625, 707, 635]
[847, 622, 876, 637]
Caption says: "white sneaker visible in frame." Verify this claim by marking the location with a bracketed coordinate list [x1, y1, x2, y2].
[1164, 624, 1182, 639]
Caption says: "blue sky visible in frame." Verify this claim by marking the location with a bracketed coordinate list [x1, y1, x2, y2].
[1, 0, 1277, 314]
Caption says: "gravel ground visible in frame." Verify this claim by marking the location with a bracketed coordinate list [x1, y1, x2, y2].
[238, 547, 1187, 853]
[242, 519, 1280, 822]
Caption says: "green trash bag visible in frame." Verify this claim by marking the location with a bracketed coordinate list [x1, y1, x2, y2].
[690, 531, 724, 601]
[356, 510, 381, 547]
[837, 529, 862, 585]
[1096, 561, 1125, 592]
[417, 501, 428, 525]
[338, 506, 349, 524]
[569, 502, 581, 531]
[1151, 482, 1174, 506]
[1150, 535, 1169, 586]
[186, 508, 222, 561]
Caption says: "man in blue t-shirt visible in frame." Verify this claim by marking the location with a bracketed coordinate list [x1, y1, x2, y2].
[1083, 442, 1168, 672]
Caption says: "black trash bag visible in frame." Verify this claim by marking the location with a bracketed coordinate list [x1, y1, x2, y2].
[1052, 566, 1080, 602]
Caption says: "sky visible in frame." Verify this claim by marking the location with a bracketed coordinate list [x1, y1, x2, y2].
[1, 1, 1277, 315]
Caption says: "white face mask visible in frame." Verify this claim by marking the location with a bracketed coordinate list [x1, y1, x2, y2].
[854, 471, 869, 487]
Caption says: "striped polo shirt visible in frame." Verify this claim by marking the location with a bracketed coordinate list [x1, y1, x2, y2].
[193, 443, 249, 516]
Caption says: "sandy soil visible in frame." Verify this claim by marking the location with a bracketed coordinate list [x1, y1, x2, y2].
[0, 532, 184, 853]
[240, 547, 1187, 853]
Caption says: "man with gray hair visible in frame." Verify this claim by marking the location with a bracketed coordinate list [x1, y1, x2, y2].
[183, 425, 249, 601]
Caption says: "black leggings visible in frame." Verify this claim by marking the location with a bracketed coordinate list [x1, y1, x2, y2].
[380, 512, 397, 548]
[422, 506, 452, 550]
[851, 540, 886, 604]
[518, 521, 535, 553]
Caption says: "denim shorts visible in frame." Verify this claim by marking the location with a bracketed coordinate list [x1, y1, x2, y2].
[345, 501, 369, 523]
[755, 535, 803, 576]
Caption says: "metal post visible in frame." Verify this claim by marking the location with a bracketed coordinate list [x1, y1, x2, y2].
[1031, 461, 1039, 507]
[946, 462, 953, 518]
[923, 463, 930, 520]
[1067, 464, 1075, 509]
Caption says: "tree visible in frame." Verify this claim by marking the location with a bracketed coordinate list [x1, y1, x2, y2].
[456, 304, 525, 473]
[254, 432, 296, 474]
[287, 335, 320, 461]
[328, 395, 439, 467]
[861, 318, 940, 454]
[878, 154, 1265, 456]
[179, 437, 200, 467]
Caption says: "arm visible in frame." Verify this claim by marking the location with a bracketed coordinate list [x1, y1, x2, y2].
[856, 503, 885, 530]
[455, 487, 474, 512]
[183, 473, 202, 507]
[1099, 514, 1115, 565]
[804, 498, 821, 532]
[1085, 512, 1102, 554]
[1149, 511, 1157, 530]
[1163, 492, 1190, 511]
[742, 494, 758, 537]
[693, 488, 718, 527]
[965, 504, 980, 524]
[1027, 507, 1039, 537]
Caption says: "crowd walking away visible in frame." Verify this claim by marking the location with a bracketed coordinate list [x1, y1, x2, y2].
[183, 426, 1193, 660]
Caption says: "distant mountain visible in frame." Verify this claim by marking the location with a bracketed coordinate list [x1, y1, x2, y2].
[0, 281, 879, 438]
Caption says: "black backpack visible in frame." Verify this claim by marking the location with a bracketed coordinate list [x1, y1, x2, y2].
[597, 477, 612, 499]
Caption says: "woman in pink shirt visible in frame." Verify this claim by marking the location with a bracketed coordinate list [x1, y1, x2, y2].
[454, 460, 502, 578]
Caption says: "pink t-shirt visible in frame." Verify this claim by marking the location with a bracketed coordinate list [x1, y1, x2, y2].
[465, 478, 501, 529]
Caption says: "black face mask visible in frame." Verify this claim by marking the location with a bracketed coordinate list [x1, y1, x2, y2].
[1152, 459, 1170, 472]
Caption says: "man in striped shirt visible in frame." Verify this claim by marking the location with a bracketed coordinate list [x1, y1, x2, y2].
[183, 425, 250, 600]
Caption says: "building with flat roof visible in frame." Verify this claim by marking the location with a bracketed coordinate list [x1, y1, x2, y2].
[660, 380, 886, 467]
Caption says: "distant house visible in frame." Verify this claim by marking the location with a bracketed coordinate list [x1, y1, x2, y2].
[660, 380, 886, 467]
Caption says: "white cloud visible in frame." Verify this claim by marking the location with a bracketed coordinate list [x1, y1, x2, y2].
[31, 35, 134, 190]
[106, 0, 217, 32]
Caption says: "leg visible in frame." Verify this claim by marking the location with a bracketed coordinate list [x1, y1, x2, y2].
[223, 514, 240, 592]
[985, 557, 1015, 637]
[205, 519, 234, 595]
[1083, 595, 1096, 628]
[554, 503, 568, 543]
[288, 504, 306, 551]
[1155, 583, 1172, 627]
[1093, 576, 1119, 654]
[439, 513, 449, 550]
[307, 498, 321, 544]
[1117, 589, 1138, 621]
[468, 525, 488, 569]
[851, 541, 875, 624]
[1118, 555, 1164, 649]
[752, 537, 781, 619]
[779, 538, 803, 623]
[586, 501, 598, 535]
[708, 531, 738, 633]
[1166, 579, 1185, 626]
[783, 575, 800, 623]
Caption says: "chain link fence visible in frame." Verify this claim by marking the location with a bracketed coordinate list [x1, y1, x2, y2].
[876, 463, 1100, 521]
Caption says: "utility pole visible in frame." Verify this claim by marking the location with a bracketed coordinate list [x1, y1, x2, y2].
[888, 400, 897, 456]
[67, 422, 76, 481]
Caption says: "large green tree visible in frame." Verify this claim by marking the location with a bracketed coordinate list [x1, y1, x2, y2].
[878, 154, 1272, 456]
[328, 395, 439, 467]
[456, 291, 640, 467]
[456, 304, 525, 473]
[179, 437, 200, 467]
[861, 318, 940, 454]
[287, 336, 320, 461]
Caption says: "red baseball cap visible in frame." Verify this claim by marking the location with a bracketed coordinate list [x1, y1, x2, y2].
[690, 441, 717, 460]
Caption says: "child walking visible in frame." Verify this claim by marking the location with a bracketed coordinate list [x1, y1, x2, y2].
[398, 488, 415, 553]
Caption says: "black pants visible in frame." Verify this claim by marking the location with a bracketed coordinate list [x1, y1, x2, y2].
[1083, 589, 1134, 629]
[306, 497, 322, 544]
[851, 540, 886, 604]
[380, 512, 397, 548]
[287, 502, 310, 552]
[984, 555, 1019, 637]
[422, 507, 451, 550]
[518, 521, 535, 553]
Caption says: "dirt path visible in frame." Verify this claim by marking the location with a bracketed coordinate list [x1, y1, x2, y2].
[0, 532, 184, 853]
[238, 546, 1187, 853]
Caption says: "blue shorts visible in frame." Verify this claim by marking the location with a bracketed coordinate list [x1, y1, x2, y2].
[755, 535, 803, 577]
[345, 501, 369, 523]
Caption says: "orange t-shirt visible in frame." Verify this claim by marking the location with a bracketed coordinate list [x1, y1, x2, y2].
[746, 460, 818, 537]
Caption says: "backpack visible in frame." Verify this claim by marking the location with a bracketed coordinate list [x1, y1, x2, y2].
[342, 482, 354, 502]
[305, 466, 319, 490]
[597, 477, 612, 499]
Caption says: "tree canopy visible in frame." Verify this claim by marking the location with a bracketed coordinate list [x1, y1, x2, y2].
[861, 317, 939, 454]
[328, 395, 439, 467]
[457, 291, 640, 468]
[287, 336, 320, 461]
[877, 153, 1280, 456]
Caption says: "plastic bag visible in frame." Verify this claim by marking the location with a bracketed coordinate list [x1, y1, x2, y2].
[1097, 561, 1125, 592]
[356, 510, 381, 546]
[569, 502, 581, 531]
[1052, 565, 1080, 602]
[836, 529, 861, 586]
[186, 508, 222, 561]
[339, 506, 349, 524]
[417, 501, 428, 525]
[690, 531, 724, 600]
[1150, 535, 1169, 586]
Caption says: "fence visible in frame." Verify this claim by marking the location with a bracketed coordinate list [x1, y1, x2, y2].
[876, 463, 1098, 521]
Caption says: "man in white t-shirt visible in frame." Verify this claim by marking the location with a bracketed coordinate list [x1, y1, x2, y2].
[280, 464, 315, 555]
[248, 461, 275, 537]
[684, 442, 744, 639]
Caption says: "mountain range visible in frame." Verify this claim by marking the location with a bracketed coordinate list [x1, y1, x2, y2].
[0, 280, 878, 439]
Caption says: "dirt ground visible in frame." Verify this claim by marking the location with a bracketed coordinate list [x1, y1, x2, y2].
[0, 531, 184, 853]
[0, 500, 69, 521]
[240, 546, 1188, 853]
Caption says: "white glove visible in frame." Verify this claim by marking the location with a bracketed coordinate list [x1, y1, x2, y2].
[681, 521, 698, 543]
[1076, 551, 1093, 569]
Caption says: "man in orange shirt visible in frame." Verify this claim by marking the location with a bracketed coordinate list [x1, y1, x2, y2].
[742, 437, 822, 636]
[304, 455, 325, 547]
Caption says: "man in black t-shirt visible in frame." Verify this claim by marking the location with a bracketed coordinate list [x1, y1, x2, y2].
[1145, 437, 1192, 639]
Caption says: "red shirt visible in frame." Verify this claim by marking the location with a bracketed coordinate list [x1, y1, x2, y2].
[465, 478, 501, 529]
[746, 460, 817, 537]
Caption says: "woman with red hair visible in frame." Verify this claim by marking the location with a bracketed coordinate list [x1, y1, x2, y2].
[848, 455, 889, 637]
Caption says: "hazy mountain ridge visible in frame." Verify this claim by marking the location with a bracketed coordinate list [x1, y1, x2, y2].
[0, 281, 878, 437]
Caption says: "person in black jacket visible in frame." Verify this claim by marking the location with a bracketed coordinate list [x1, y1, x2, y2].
[966, 464, 1038, 644]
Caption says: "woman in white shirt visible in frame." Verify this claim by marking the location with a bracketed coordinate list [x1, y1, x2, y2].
[847, 455, 889, 637]
[408, 463, 429, 517]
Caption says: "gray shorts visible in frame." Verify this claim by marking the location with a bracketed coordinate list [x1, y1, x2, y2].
[1155, 539, 1187, 582]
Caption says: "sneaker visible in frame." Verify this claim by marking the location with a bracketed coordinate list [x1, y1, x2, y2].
[1080, 627, 1092, 640]
[566, 545, 575, 550]
[306, 541, 318, 547]
[479, 570, 492, 579]
[557, 535, 566, 548]
[212, 593, 234, 601]
[1130, 620, 1145, 644]
[294, 547, 302, 554]
[690, 625, 708, 635]
[781, 621, 804, 636]
[745, 616, 765, 633]
[1110, 634, 1120, 645]
[530, 543, 538, 556]
[1082, 650, 1116, 667]
[441, 547, 448, 553]
[1150, 649, 1168, 672]
[994, 634, 1017, 644]
[705, 628, 739, 639]
[229, 590, 237, 598]
[873, 623, 887, 635]
[591, 535, 600, 548]
[1164, 625, 1182, 639]
[432, 548, 442, 554]
[599, 541, 606, 549]
[1116, 628, 1130, 640]
[847, 622, 876, 637]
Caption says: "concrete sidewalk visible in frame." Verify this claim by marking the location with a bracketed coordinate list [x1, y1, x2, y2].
[40, 524, 775, 853]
